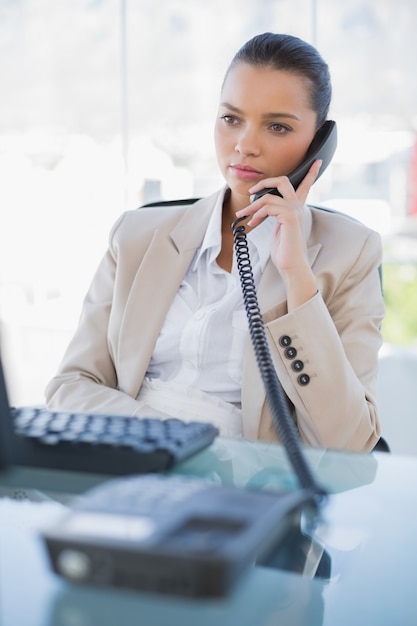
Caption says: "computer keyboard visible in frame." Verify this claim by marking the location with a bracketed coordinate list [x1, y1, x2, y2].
[11, 407, 219, 475]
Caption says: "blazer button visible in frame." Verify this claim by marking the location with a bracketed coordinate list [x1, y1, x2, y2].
[292, 360, 304, 372]
[279, 335, 292, 347]
[297, 373, 310, 386]
[284, 346, 297, 359]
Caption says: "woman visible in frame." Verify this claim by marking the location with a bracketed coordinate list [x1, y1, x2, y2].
[45, 33, 385, 451]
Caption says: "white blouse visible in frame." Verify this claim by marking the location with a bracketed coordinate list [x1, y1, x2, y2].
[136, 194, 275, 435]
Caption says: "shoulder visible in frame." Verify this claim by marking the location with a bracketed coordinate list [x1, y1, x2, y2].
[107, 188, 224, 254]
[113, 200, 196, 235]
[309, 203, 382, 249]
[112, 189, 222, 236]
[310, 202, 371, 230]
[308, 203, 383, 284]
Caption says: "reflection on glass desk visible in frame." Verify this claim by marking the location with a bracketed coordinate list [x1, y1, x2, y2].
[1, 438, 417, 625]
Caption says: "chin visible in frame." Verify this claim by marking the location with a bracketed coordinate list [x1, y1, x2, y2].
[227, 179, 251, 198]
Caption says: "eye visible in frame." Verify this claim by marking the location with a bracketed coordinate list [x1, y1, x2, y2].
[269, 123, 292, 134]
[220, 114, 239, 125]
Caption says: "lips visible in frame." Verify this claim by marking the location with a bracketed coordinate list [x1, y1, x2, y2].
[229, 164, 263, 181]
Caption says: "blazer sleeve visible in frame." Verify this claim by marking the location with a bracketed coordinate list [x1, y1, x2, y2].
[44, 213, 146, 416]
[258, 229, 385, 452]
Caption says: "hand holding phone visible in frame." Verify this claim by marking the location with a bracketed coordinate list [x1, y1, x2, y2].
[250, 120, 337, 203]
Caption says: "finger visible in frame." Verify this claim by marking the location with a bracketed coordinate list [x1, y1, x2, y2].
[246, 205, 271, 226]
[248, 175, 290, 196]
[294, 159, 322, 203]
[235, 189, 283, 220]
[235, 203, 258, 218]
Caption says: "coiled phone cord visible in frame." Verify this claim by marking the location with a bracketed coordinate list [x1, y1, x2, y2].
[232, 216, 326, 500]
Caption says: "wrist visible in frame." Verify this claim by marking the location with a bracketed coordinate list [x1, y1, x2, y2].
[282, 266, 317, 311]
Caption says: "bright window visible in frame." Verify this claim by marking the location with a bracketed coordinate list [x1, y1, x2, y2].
[0, 0, 416, 404]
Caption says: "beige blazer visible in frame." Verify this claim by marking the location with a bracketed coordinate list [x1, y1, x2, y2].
[45, 187, 385, 452]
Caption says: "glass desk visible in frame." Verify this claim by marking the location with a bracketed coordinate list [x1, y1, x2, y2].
[1, 438, 416, 625]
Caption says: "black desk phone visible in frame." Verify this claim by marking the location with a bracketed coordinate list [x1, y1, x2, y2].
[43, 473, 320, 598]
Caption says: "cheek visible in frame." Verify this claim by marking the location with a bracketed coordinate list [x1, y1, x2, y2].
[214, 124, 230, 162]
[267, 136, 315, 176]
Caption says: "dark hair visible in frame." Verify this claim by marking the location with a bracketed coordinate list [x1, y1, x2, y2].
[224, 32, 332, 128]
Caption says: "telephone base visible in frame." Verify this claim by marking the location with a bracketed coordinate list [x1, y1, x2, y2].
[41, 474, 318, 598]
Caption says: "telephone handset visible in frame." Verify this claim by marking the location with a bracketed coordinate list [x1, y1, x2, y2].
[250, 119, 337, 203]
[232, 120, 337, 500]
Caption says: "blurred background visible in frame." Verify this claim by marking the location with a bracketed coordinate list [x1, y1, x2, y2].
[0, 0, 416, 453]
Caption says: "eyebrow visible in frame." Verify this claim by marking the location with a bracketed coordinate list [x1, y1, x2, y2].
[220, 101, 301, 121]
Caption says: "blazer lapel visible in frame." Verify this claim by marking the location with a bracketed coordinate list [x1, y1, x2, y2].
[117, 193, 220, 397]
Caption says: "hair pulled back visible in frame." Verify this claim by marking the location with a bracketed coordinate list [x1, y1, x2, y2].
[225, 32, 332, 128]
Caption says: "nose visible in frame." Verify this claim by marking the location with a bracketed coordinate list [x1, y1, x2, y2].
[234, 126, 260, 157]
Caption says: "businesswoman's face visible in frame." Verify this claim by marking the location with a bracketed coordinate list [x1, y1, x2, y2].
[214, 62, 318, 207]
